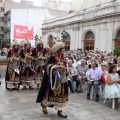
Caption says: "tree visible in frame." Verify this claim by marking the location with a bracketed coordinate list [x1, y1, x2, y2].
[113, 47, 120, 57]
[1, 39, 7, 48]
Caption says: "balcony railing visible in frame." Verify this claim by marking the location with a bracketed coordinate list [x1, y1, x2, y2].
[4, 27, 10, 33]
[0, 31, 4, 34]
[0, 12, 4, 17]
[0, 21, 4, 27]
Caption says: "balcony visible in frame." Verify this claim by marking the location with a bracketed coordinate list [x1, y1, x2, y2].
[0, 21, 4, 27]
[0, 2, 4, 7]
[4, 27, 10, 33]
[0, 12, 4, 17]
[0, 31, 4, 34]
[7, 16, 11, 21]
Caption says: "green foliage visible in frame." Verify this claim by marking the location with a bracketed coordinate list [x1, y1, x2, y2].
[113, 47, 120, 56]
[1, 39, 7, 47]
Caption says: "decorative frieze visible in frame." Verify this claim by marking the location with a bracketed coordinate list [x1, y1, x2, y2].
[116, 5, 120, 12]
[83, 11, 97, 19]
[72, 26, 80, 30]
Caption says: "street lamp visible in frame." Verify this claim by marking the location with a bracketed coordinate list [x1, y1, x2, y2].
[61, 30, 68, 42]
[0, 39, 2, 48]
[34, 35, 38, 41]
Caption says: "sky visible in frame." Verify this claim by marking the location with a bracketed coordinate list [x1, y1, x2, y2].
[13, 0, 73, 6]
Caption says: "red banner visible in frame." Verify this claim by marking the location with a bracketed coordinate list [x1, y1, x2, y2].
[14, 25, 34, 39]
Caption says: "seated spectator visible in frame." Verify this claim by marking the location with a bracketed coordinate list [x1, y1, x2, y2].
[76, 57, 81, 66]
[97, 57, 102, 68]
[104, 64, 120, 109]
[106, 62, 113, 71]
[101, 62, 108, 84]
[76, 59, 89, 83]
[117, 61, 120, 76]
[1, 48, 6, 56]
[87, 62, 102, 102]
[117, 60, 120, 71]
[67, 60, 81, 93]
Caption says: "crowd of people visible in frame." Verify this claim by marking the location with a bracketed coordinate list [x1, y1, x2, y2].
[64, 49, 120, 108]
[4, 38, 120, 118]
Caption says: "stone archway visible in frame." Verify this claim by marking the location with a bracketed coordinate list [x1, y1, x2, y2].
[48, 35, 54, 48]
[115, 29, 120, 48]
[84, 31, 95, 51]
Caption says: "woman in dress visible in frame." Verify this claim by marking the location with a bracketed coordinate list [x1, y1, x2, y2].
[5, 40, 20, 90]
[104, 64, 120, 109]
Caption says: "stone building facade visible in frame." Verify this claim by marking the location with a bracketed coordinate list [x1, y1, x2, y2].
[42, 0, 120, 52]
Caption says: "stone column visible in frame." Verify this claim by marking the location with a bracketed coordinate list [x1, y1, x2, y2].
[70, 28, 74, 50]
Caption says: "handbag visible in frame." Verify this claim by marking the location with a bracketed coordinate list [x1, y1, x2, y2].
[101, 74, 106, 84]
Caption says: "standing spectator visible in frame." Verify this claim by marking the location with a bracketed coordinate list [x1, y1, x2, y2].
[104, 64, 120, 109]
[87, 62, 102, 102]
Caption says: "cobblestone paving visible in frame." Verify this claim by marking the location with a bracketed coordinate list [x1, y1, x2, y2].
[0, 66, 120, 120]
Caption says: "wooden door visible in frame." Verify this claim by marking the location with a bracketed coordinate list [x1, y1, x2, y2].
[84, 40, 94, 51]
[115, 39, 120, 48]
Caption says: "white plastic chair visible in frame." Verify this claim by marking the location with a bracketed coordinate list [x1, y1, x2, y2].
[104, 98, 115, 109]
[90, 85, 103, 100]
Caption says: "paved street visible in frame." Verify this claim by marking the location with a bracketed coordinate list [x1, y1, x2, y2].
[0, 66, 120, 120]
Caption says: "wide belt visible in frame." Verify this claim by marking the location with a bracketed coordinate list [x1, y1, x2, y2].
[24, 64, 31, 67]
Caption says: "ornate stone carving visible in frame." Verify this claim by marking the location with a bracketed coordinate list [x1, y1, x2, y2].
[116, 5, 120, 12]
[83, 11, 97, 19]
[72, 26, 80, 30]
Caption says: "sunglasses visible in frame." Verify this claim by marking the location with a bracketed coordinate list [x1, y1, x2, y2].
[101, 65, 106, 66]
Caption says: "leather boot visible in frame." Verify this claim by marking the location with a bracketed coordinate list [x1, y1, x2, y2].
[29, 86, 34, 90]
[42, 105, 47, 114]
[22, 86, 26, 90]
[58, 110, 67, 118]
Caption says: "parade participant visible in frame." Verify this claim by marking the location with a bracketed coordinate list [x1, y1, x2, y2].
[44, 44, 51, 56]
[19, 39, 35, 90]
[31, 39, 47, 89]
[5, 40, 20, 91]
[36, 40, 68, 118]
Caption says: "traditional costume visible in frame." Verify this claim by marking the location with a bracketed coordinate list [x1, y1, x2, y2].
[44, 44, 51, 56]
[19, 39, 35, 90]
[36, 40, 68, 118]
[5, 40, 20, 90]
[31, 39, 47, 89]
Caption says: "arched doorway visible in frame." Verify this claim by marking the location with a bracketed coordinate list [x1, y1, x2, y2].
[84, 31, 95, 51]
[115, 29, 120, 48]
[61, 31, 70, 50]
[48, 35, 54, 48]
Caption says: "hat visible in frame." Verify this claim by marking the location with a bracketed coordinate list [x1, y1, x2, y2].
[24, 38, 31, 46]
[45, 44, 50, 49]
[36, 39, 43, 46]
[51, 41, 65, 53]
[12, 39, 19, 47]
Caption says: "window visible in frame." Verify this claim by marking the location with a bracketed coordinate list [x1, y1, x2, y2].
[117, 29, 120, 38]
[85, 31, 95, 39]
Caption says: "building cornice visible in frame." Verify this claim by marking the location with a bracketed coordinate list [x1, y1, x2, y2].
[42, 2, 120, 29]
